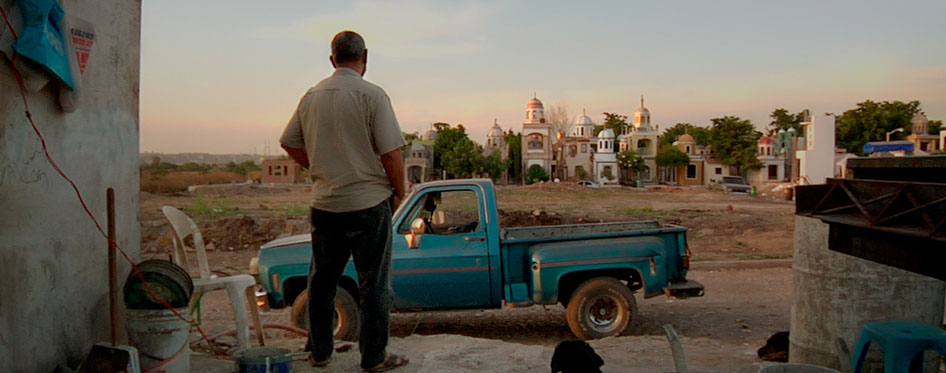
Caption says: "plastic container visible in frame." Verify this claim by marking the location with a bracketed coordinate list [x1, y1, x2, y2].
[126, 308, 192, 373]
[759, 363, 840, 372]
[234, 347, 293, 373]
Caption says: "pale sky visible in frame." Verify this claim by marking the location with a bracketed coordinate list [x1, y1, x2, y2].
[140, 0, 946, 154]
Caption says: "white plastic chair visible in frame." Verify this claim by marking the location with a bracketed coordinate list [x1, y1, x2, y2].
[161, 206, 265, 349]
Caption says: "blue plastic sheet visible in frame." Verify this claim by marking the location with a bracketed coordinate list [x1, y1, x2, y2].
[12, 0, 74, 89]
[863, 141, 915, 154]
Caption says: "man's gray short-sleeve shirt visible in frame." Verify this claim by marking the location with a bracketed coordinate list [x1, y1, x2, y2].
[281, 68, 406, 212]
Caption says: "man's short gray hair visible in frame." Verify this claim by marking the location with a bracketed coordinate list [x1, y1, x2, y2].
[332, 31, 366, 64]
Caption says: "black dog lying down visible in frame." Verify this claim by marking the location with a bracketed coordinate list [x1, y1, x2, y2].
[758, 331, 790, 362]
[551, 340, 604, 373]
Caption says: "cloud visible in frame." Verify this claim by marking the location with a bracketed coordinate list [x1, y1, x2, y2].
[256, 0, 496, 59]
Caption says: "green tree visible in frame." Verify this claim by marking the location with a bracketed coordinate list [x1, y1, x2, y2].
[432, 123, 467, 173]
[708, 116, 762, 175]
[179, 162, 211, 172]
[440, 136, 482, 178]
[659, 123, 710, 148]
[655, 145, 690, 168]
[225, 160, 260, 176]
[526, 164, 548, 184]
[600, 112, 629, 136]
[768, 108, 807, 136]
[835, 100, 921, 155]
[505, 130, 522, 183]
[928, 119, 943, 135]
[482, 150, 505, 181]
[617, 150, 646, 181]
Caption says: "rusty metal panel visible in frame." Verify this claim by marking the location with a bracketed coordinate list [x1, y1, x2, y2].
[796, 178, 946, 279]
[828, 224, 946, 281]
[847, 156, 946, 183]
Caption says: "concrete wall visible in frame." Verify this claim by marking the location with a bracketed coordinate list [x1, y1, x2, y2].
[796, 114, 835, 185]
[0, 1, 140, 371]
[789, 217, 945, 370]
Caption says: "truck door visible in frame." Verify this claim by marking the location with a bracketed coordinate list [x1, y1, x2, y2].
[392, 187, 491, 309]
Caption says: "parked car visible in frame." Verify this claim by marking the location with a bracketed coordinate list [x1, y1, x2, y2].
[253, 179, 703, 340]
[577, 180, 600, 188]
[720, 176, 751, 193]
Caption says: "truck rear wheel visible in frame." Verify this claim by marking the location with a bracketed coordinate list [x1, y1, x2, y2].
[565, 277, 637, 339]
[290, 287, 361, 341]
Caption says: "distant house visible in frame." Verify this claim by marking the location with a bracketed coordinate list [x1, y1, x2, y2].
[261, 159, 303, 183]
[746, 136, 786, 185]
[405, 139, 435, 185]
[664, 133, 706, 186]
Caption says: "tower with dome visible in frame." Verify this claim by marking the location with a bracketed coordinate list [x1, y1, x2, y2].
[483, 119, 510, 184]
[521, 94, 554, 179]
[906, 113, 940, 153]
[560, 109, 595, 180]
[593, 128, 619, 185]
[617, 96, 659, 182]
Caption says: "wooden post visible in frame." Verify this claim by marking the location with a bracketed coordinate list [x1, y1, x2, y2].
[107, 188, 118, 345]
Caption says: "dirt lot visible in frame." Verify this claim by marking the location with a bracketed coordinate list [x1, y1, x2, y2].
[139, 181, 797, 371]
[140, 182, 795, 263]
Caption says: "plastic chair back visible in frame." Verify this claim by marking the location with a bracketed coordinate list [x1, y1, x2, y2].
[161, 206, 211, 280]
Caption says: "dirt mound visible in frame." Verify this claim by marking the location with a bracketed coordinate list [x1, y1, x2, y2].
[498, 209, 604, 227]
[141, 215, 309, 254]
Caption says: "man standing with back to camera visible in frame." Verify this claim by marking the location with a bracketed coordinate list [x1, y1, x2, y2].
[280, 30, 409, 371]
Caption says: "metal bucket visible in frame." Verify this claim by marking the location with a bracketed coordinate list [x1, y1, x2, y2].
[234, 347, 293, 373]
[126, 308, 192, 373]
[123, 260, 193, 309]
[789, 217, 945, 372]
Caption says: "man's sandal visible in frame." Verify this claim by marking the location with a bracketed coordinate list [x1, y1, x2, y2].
[308, 355, 331, 367]
[364, 353, 409, 372]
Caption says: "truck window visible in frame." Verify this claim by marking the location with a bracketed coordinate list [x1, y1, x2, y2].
[397, 190, 481, 235]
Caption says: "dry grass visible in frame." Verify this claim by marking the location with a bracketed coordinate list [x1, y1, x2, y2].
[141, 170, 246, 194]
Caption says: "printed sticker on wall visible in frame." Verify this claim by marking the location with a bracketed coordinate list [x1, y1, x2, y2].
[69, 17, 94, 75]
[58, 16, 93, 112]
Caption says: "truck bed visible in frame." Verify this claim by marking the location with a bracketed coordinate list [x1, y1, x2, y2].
[501, 220, 682, 242]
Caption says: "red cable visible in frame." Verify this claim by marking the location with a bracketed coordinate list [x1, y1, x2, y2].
[0, 4, 230, 360]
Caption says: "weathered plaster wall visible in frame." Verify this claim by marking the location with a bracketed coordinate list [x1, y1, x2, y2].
[789, 216, 944, 370]
[0, 1, 141, 371]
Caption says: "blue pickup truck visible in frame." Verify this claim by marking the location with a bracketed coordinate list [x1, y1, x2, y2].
[252, 179, 703, 340]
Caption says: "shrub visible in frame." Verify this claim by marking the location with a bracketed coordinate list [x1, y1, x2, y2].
[526, 165, 548, 184]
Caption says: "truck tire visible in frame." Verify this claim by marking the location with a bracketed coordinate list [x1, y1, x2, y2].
[290, 287, 361, 341]
[565, 277, 637, 339]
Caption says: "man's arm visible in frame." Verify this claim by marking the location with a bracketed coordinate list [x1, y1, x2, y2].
[281, 143, 310, 169]
[380, 148, 406, 210]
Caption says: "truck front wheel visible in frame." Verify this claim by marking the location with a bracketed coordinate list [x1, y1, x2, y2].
[290, 287, 361, 341]
[565, 277, 637, 339]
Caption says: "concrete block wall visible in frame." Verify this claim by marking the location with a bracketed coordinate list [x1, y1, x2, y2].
[0, 1, 141, 371]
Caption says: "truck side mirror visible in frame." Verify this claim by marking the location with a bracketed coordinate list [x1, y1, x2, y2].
[405, 217, 425, 249]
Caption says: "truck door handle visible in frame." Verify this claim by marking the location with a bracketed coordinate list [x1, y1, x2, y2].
[464, 236, 485, 242]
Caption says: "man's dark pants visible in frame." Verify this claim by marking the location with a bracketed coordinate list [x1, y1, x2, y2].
[308, 201, 393, 369]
